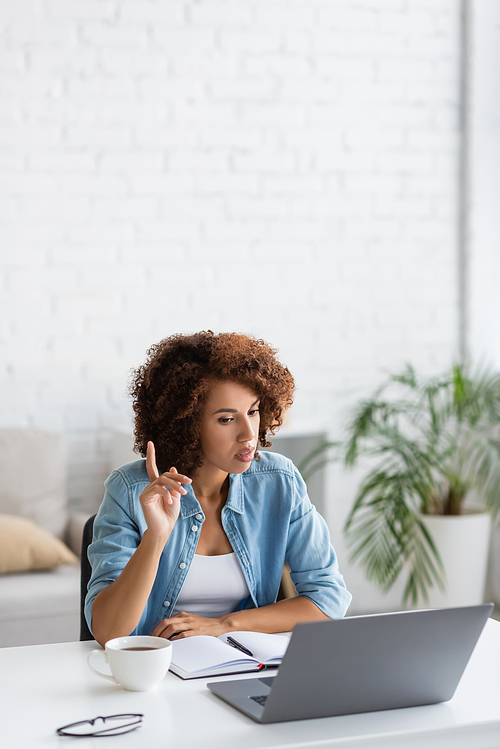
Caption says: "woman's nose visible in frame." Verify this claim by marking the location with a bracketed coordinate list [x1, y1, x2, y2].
[238, 418, 255, 442]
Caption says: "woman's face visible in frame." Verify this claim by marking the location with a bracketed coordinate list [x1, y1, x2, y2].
[199, 380, 260, 476]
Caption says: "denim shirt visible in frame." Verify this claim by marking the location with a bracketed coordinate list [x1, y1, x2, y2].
[84, 451, 352, 636]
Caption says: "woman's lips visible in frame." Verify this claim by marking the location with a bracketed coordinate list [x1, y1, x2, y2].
[234, 448, 255, 462]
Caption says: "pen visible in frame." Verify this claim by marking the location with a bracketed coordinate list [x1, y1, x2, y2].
[227, 636, 254, 657]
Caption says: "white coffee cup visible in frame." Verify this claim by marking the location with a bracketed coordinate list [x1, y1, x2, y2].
[87, 635, 172, 692]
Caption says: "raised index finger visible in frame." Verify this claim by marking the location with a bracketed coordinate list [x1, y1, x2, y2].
[146, 441, 160, 483]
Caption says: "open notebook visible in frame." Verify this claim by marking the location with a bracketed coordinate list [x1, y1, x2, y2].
[169, 631, 290, 679]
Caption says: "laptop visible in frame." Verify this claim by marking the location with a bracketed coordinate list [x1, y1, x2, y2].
[207, 603, 493, 723]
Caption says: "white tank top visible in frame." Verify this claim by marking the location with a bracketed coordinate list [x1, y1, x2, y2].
[173, 553, 250, 618]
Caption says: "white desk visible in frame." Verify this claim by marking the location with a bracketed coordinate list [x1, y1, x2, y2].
[2, 619, 500, 749]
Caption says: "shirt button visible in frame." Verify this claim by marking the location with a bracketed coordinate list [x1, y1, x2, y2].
[195, 513, 202, 520]
[242, 556, 249, 566]
[191, 525, 198, 532]
[179, 562, 186, 569]
[164, 601, 170, 608]
[227, 523, 232, 531]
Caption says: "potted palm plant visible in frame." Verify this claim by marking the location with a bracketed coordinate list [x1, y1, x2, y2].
[300, 363, 500, 607]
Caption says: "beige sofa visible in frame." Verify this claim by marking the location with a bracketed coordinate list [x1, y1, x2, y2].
[0, 430, 88, 647]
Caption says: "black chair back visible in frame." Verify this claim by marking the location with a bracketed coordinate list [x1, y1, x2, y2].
[80, 514, 96, 641]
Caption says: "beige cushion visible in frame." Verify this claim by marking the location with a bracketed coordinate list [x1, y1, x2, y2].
[0, 429, 68, 539]
[0, 515, 77, 574]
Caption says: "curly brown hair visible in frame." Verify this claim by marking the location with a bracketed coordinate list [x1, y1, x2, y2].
[129, 331, 295, 476]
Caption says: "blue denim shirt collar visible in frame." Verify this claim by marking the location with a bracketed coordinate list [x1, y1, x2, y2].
[179, 473, 244, 518]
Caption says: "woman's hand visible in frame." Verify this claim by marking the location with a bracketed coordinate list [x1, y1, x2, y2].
[150, 611, 228, 640]
[139, 441, 192, 541]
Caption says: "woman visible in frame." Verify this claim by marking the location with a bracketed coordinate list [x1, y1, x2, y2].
[85, 331, 351, 647]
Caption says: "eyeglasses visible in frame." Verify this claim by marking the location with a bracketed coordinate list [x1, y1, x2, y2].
[56, 713, 143, 737]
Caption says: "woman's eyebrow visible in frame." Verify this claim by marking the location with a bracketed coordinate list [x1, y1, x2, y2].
[213, 398, 260, 415]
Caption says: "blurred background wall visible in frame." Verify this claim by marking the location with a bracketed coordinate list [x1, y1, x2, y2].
[1, 0, 499, 611]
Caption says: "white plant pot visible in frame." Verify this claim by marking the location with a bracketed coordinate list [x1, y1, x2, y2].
[417, 508, 491, 609]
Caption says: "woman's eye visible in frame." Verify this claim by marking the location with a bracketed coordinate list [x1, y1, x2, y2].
[248, 409, 259, 417]
[218, 417, 233, 424]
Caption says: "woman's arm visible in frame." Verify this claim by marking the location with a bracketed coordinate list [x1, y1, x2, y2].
[91, 530, 169, 646]
[90, 443, 191, 647]
[223, 594, 330, 631]
[150, 595, 328, 640]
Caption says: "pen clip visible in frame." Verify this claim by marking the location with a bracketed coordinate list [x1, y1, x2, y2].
[227, 636, 254, 657]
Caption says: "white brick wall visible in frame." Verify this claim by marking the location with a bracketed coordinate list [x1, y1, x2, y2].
[1, 1, 464, 601]
[467, 0, 500, 607]
[469, 0, 500, 368]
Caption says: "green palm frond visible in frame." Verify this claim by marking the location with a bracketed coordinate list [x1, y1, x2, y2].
[463, 435, 500, 521]
[297, 441, 341, 482]
[344, 469, 444, 603]
[388, 362, 418, 389]
[451, 363, 500, 425]
[344, 397, 421, 467]
[403, 519, 446, 605]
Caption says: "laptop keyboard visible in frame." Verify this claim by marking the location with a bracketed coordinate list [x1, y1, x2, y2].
[250, 676, 274, 707]
[250, 695, 268, 707]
